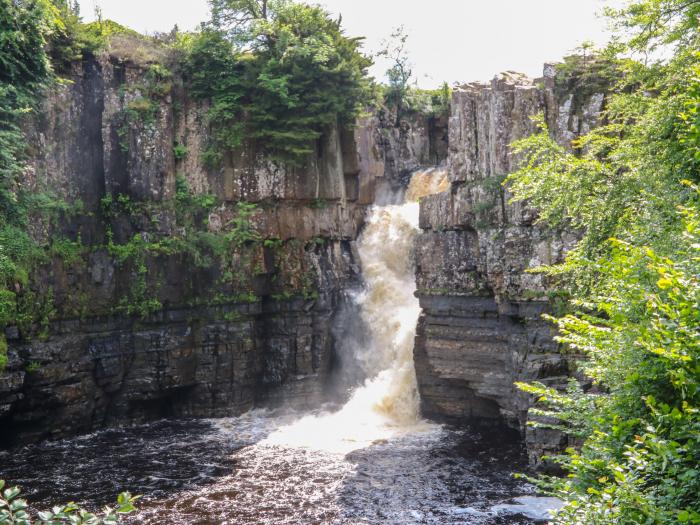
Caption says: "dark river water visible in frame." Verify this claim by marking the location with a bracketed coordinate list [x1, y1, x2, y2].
[0, 174, 563, 524]
[0, 409, 549, 524]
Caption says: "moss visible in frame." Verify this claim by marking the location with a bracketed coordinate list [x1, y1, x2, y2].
[115, 62, 174, 151]
[0, 335, 7, 371]
[305, 237, 325, 250]
[263, 238, 283, 249]
[310, 199, 328, 209]
[173, 143, 188, 161]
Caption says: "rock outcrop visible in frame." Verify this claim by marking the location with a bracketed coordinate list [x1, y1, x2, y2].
[414, 69, 607, 466]
[0, 39, 443, 448]
[0, 30, 605, 468]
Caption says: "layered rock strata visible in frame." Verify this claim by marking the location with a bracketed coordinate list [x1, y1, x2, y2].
[414, 69, 607, 466]
[0, 40, 444, 447]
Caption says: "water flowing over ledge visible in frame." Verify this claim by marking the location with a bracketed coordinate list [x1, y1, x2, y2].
[0, 169, 555, 524]
[265, 168, 450, 454]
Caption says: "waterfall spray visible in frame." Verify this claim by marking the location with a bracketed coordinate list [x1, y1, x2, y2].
[264, 168, 449, 453]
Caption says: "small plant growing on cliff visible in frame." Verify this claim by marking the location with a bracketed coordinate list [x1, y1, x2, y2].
[309, 198, 328, 209]
[0, 479, 138, 524]
[173, 143, 188, 161]
[25, 361, 40, 373]
[0, 336, 7, 372]
[263, 237, 283, 249]
[226, 202, 261, 246]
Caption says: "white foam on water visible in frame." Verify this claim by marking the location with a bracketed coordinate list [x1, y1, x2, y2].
[492, 496, 565, 521]
[263, 168, 449, 454]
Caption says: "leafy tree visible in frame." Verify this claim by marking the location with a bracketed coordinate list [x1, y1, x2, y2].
[505, 1, 700, 523]
[604, 0, 700, 52]
[186, 0, 372, 166]
[210, 0, 279, 46]
[518, 196, 700, 524]
[377, 25, 413, 125]
[211, 0, 272, 25]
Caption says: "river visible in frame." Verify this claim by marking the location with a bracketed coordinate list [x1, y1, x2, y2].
[0, 169, 555, 524]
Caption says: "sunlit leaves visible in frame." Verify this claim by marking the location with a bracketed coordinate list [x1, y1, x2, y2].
[508, 2, 700, 522]
[186, 1, 372, 166]
[0, 480, 137, 525]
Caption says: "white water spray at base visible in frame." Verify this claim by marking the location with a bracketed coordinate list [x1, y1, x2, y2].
[264, 168, 449, 454]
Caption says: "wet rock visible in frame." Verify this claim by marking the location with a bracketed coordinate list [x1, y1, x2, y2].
[1, 49, 442, 448]
[414, 68, 607, 467]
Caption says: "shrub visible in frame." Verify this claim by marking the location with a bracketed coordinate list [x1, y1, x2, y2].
[0, 479, 137, 524]
[185, 1, 372, 166]
[520, 198, 700, 523]
[505, 2, 700, 523]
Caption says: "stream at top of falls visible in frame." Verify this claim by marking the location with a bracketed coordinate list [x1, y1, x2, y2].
[0, 169, 555, 524]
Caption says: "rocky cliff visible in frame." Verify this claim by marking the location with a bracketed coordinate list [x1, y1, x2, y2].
[0, 31, 606, 466]
[0, 38, 444, 447]
[414, 67, 607, 466]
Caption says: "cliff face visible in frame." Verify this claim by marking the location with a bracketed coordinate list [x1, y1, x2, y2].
[0, 43, 442, 447]
[0, 35, 604, 465]
[414, 69, 607, 466]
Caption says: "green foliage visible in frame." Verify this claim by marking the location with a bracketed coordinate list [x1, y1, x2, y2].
[553, 43, 623, 103]
[524, 203, 700, 523]
[116, 64, 173, 151]
[46, 1, 93, 71]
[51, 5, 144, 65]
[375, 28, 450, 123]
[226, 201, 260, 246]
[173, 143, 188, 161]
[0, 226, 51, 336]
[402, 83, 451, 119]
[263, 237, 283, 249]
[185, 1, 372, 166]
[0, 0, 96, 339]
[604, 0, 700, 52]
[174, 175, 217, 228]
[25, 361, 40, 373]
[506, 2, 700, 523]
[49, 238, 85, 266]
[100, 185, 262, 317]
[0, 0, 324, 343]
[0, 0, 54, 225]
[377, 25, 412, 125]
[0, 336, 7, 371]
[106, 233, 162, 318]
[0, 479, 137, 524]
[506, 47, 697, 293]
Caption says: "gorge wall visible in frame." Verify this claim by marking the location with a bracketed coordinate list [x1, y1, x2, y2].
[414, 68, 607, 466]
[0, 37, 445, 447]
[0, 30, 607, 468]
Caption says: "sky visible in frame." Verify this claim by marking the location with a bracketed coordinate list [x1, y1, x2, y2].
[77, 0, 619, 88]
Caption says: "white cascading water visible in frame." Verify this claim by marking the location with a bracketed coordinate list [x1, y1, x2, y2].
[264, 168, 450, 453]
[8, 167, 545, 524]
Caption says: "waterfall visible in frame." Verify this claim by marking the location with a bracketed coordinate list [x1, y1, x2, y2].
[7, 166, 539, 524]
[264, 168, 449, 453]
